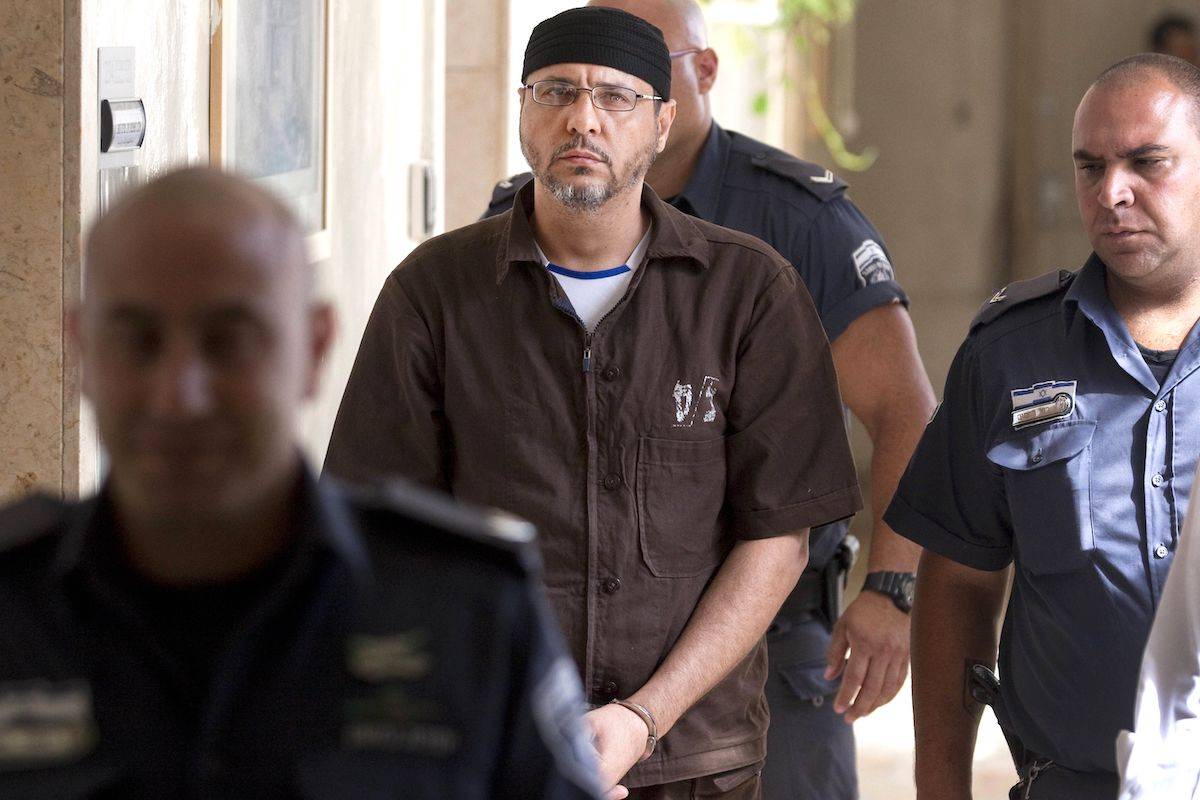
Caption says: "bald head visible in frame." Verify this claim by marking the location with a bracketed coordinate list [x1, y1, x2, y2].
[587, 0, 707, 51]
[86, 166, 310, 303]
[1088, 53, 1200, 132]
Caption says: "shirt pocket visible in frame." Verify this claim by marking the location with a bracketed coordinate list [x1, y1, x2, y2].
[985, 419, 1096, 575]
[636, 436, 728, 578]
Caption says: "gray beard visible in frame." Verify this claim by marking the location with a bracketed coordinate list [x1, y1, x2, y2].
[522, 135, 658, 214]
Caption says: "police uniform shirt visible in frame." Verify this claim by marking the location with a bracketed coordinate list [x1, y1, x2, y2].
[485, 122, 907, 573]
[0, 467, 600, 800]
[885, 254, 1200, 774]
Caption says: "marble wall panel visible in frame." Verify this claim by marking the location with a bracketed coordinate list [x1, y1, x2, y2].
[0, 0, 65, 499]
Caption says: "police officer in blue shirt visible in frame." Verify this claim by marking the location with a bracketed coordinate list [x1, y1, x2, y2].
[885, 54, 1200, 799]
[484, 2, 935, 797]
[0, 168, 600, 800]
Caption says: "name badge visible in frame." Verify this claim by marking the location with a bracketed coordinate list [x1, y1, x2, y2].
[0, 680, 97, 767]
[1011, 380, 1077, 429]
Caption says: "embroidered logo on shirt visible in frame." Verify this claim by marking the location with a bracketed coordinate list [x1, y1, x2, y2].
[673, 377, 720, 427]
[0, 680, 97, 766]
[347, 632, 433, 683]
[853, 240, 894, 286]
[1010, 380, 1077, 429]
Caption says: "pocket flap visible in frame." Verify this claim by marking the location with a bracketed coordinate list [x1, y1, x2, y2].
[777, 661, 839, 701]
[986, 420, 1096, 471]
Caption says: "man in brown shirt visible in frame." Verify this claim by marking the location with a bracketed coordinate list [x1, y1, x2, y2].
[324, 7, 860, 799]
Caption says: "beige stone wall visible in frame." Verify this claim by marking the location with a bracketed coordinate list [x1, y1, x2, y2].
[300, 0, 444, 466]
[1009, 0, 1194, 280]
[443, 0, 509, 230]
[2, 0, 451, 497]
[0, 0, 66, 498]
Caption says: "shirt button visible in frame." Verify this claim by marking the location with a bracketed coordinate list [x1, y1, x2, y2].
[602, 473, 622, 490]
[602, 577, 622, 594]
[602, 366, 621, 382]
[1154, 399, 1168, 412]
[1152, 473, 1166, 488]
[602, 680, 619, 698]
[1155, 543, 1169, 559]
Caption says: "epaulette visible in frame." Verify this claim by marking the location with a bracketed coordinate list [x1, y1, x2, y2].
[353, 479, 537, 567]
[482, 172, 534, 219]
[744, 143, 848, 202]
[970, 269, 1076, 331]
[0, 493, 68, 553]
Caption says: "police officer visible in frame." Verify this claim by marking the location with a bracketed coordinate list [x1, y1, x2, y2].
[0, 168, 599, 800]
[885, 54, 1200, 799]
[483, 2, 936, 797]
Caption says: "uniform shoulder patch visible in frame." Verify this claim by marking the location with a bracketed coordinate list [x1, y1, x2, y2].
[970, 269, 1075, 331]
[0, 494, 68, 554]
[349, 479, 538, 569]
[483, 172, 534, 219]
[738, 134, 848, 202]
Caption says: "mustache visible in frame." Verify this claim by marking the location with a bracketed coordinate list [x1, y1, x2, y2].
[551, 137, 612, 164]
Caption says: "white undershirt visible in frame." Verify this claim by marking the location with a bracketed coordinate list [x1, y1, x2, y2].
[535, 227, 651, 332]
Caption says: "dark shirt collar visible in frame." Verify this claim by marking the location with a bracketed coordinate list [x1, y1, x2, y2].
[51, 459, 369, 591]
[497, 180, 712, 283]
[670, 121, 729, 222]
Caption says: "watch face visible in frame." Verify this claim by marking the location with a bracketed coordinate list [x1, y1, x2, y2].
[899, 576, 915, 609]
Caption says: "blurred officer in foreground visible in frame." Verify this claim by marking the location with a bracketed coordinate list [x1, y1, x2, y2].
[483, 2, 935, 797]
[0, 168, 599, 800]
[326, 6, 862, 798]
[1117, 460, 1200, 799]
[885, 54, 1200, 799]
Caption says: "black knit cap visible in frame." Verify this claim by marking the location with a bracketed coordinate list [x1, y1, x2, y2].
[522, 7, 672, 101]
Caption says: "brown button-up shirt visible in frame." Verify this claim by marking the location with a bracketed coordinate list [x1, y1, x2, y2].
[324, 184, 861, 786]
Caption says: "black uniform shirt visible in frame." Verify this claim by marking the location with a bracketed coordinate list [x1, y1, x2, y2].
[484, 122, 906, 572]
[0, 467, 599, 800]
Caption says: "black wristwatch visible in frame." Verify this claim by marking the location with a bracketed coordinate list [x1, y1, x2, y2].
[863, 571, 916, 613]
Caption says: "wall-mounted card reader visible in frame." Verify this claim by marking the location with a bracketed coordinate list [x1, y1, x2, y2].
[100, 99, 146, 153]
[98, 47, 142, 172]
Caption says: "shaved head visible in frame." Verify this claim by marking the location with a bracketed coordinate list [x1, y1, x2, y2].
[86, 167, 310, 304]
[588, 0, 707, 50]
[1089, 53, 1200, 132]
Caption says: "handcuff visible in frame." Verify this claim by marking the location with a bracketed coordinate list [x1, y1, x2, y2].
[608, 698, 658, 761]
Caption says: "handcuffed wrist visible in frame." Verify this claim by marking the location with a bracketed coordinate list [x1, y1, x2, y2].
[609, 698, 657, 761]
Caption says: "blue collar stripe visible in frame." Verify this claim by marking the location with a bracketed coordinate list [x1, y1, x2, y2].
[546, 263, 631, 280]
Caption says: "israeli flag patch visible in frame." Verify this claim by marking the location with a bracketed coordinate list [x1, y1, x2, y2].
[1010, 380, 1077, 429]
[853, 240, 894, 286]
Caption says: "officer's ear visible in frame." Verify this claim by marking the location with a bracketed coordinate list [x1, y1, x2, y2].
[695, 48, 718, 95]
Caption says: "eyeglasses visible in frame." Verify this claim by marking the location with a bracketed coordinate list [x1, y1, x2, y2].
[669, 48, 703, 59]
[523, 80, 663, 112]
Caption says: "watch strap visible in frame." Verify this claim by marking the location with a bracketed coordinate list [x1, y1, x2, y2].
[864, 571, 915, 612]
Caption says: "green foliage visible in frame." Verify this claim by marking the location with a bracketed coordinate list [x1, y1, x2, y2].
[776, 0, 875, 171]
[752, 91, 770, 117]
